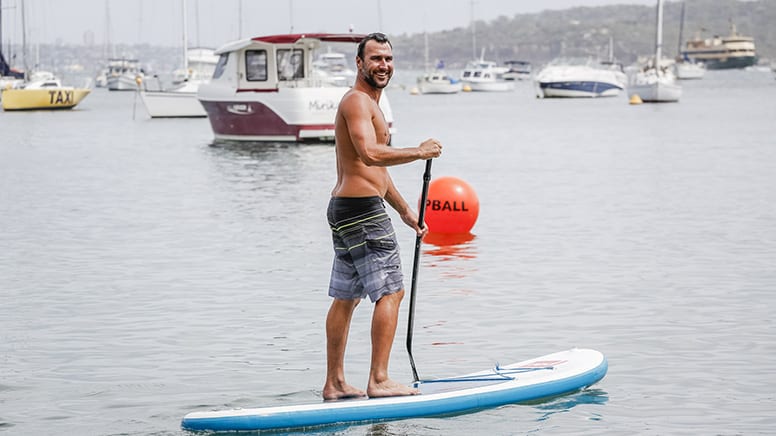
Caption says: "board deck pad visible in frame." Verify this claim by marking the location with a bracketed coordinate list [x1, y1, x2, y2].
[181, 348, 607, 432]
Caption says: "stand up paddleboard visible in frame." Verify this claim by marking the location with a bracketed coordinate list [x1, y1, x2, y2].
[183, 163, 607, 431]
[181, 348, 607, 432]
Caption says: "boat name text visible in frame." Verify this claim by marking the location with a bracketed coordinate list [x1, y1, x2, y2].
[49, 90, 74, 105]
[308, 99, 337, 111]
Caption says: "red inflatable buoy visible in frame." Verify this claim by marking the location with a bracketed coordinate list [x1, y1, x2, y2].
[422, 176, 479, 233]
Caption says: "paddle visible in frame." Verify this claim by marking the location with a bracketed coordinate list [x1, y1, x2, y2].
[406, 158, 433, 382]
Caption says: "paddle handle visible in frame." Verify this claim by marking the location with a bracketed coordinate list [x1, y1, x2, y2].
[406, 159, 433, 382]
[416, 159, 432, 231]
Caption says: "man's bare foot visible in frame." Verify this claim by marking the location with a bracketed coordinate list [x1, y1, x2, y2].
[367, 379, 420, 398]
[322, 381, 366, 401]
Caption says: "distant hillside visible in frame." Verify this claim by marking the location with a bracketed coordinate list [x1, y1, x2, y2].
[3, 0, 773, 83]
[390, 0, 776, 68]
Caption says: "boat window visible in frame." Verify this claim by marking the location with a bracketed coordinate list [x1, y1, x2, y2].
[277, 49, 304, 81]
[245, 50, 268, 81]
[212, 53, 229, 79]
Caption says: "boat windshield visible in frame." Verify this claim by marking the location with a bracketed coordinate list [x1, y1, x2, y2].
[277, 49, 305, 81]
[212, 54, 228, 79]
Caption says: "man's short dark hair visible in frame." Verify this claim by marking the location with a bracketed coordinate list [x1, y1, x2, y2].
[357, 32, 392, 60]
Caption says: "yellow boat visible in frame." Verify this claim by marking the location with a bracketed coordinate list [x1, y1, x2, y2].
[2, 73, 91, 111]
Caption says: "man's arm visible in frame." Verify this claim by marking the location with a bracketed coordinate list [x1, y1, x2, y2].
[341, 93, 440, 167]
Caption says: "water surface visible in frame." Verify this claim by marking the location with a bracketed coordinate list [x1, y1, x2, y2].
[2, 69, 775, 435]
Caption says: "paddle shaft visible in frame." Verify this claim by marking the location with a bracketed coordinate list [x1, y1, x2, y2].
[406, 159, 432, 382]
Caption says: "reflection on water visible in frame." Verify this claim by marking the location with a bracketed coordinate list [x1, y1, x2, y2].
[422, 232, 478, 282]
[532, 388, 609, 422]
[423, 232, 477, 259]
[536, 388, 609, 422]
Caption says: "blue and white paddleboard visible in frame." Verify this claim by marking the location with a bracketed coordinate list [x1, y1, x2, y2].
[181, 348, 607, 432]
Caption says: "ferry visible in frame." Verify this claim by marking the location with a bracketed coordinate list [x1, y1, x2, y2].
[682, 22, 757, 70]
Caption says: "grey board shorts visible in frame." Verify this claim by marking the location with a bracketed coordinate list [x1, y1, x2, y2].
[327, 196, 404, 302]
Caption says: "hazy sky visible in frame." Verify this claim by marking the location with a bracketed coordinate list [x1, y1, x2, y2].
[3, 0, 657, 47]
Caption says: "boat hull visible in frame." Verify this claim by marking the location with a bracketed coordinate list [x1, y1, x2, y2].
[698, 56, 757, 70]
[628, 81, 681, 103]
[198, 85, 394, 142]
[1, 87, 91, 110]
[537, 81, 622, 98]
[140, 91, 206, 118]
[108, 74, 140, 91]
[462, 80, 514, 92]
[418, 82, 462, 94]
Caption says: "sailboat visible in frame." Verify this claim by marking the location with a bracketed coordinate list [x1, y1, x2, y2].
[672, 1, 705, 80]
[1, 0, 90, 110]
[416, 32, 461, 95]
[139, 0, 214, 118]
[627, 0, 681, 103]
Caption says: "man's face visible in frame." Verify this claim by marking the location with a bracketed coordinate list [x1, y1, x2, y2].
[357, 40, 394, 89]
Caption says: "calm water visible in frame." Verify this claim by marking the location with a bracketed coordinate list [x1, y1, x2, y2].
[2, 69, 775, 435]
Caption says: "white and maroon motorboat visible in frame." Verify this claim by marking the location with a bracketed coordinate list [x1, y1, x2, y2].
[197, 33, 395, 142]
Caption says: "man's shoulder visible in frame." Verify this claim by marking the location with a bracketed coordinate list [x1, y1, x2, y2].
[341, 88, 371, 104]
[339, 89, 377, 115]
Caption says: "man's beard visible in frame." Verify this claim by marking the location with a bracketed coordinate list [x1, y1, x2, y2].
[362, 68, 390, 89]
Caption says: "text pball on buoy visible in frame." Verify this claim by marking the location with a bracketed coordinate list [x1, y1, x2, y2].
[422, 176, 479, 233]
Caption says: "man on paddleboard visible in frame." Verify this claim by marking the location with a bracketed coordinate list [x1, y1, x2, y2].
[324, 33, 442, 400]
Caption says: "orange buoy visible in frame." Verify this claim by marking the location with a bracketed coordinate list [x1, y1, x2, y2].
[422, 176, 479, 233]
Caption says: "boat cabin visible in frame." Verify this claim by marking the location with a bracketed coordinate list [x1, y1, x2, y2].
[209, 33, 363, 91]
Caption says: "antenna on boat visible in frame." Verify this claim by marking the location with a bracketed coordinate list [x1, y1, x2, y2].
[289, 0, 294, 33]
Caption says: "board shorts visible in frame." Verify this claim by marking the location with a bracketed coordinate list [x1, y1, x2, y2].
[327, 196, 404, 302]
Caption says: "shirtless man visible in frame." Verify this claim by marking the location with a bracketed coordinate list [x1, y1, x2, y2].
[323, 33, 442, 400]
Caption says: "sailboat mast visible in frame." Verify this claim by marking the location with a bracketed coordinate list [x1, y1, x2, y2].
[677, 1, 685, 55]
[20, 0, 27, 79]
[470, 0, 476, 60]
[105, 0, 115, 58]
[423, 31, 429, 71]
[1, 0, 4, 59]
[182, 0, 188, 77]
[655, 0, 663, 67]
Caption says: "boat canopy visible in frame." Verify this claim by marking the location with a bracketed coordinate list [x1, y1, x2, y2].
[216, 33, 367, 55]
[254, 33, 367, 44]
